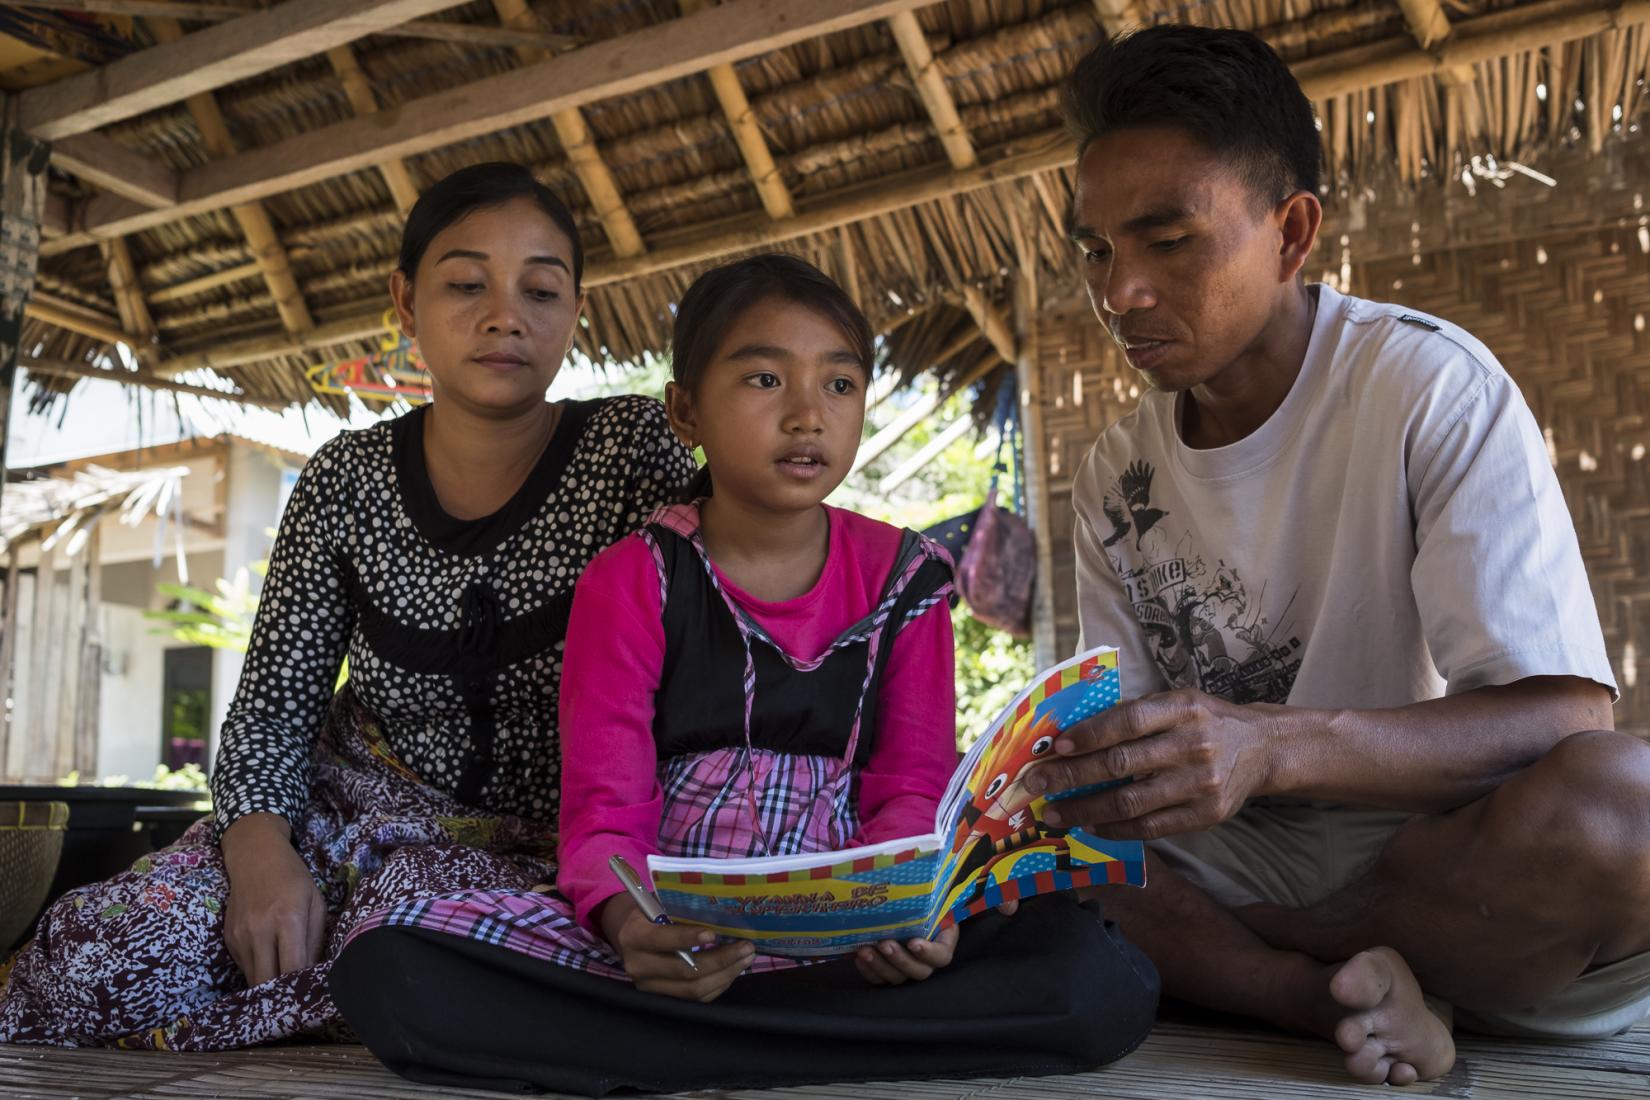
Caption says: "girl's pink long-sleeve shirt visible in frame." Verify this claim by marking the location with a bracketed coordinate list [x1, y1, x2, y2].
[557, 505, 956, 932]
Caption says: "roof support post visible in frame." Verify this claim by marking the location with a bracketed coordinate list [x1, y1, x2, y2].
[0, 122, 51, 523]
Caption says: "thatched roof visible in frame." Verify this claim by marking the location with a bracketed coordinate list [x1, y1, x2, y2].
[8, 0, 1649, 415]
[0, 463, 189, 555]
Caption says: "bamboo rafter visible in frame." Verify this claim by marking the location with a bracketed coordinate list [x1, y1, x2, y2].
[326, 45, 421, 215]
[680, 0, 795, 221]
[493, 0, 646, 259]
[149, 17, 315, 337]
[15, 0, 477, 141]
[98, 237, 157, 357]
[890, 9, 978, 170]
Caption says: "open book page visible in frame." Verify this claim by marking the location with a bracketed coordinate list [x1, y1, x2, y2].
[648, 645, 1146, 957]
[926, 647, 1146, 931]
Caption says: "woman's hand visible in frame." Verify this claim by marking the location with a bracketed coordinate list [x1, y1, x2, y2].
[853, 923, 959, 985]
[599, 894, 753, 1002]
[219, 812, 328, 987]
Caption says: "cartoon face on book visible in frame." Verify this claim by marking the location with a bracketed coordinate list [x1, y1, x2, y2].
[935, 658, 1131, 922]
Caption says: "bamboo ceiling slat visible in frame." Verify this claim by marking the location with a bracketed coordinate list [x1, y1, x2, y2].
[12, 0, 1650, 413]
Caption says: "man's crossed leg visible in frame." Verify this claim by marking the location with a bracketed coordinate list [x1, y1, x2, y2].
[1089, 730, 1650, 1084]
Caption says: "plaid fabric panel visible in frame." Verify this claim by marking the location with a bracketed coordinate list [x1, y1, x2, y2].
[656, 747, 859, 861]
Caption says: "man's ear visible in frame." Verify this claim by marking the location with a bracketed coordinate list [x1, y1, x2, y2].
[664, 380, 697, 449]
[1276, 189, 1322, 283]
[389, 269, 416, 340]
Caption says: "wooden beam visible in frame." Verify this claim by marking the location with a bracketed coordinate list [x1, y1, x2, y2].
[99, 237, 157, 356]
[53, 0, 942, 248]
[589, 130, 1072, 286]
[489, 0, 644, 259]
[389, 18, 580, 52]
[147, 259, 264, 304]
[550, 109, 646, 259]
[1091, 0, 1148, 35]
[1294, 0, 1650, 101]
[8, 1, 581, 50]
[154, 310, 391, 376]
[680, 0, 794, 220]
[960, 285, 1015, 364]
[1397, 0, 1452, 49]
[155, 130, 1077, 372]
[705, 63, 795, 219]
[22, 357, 286, 408]
[24, 294, 135, 347]
[877, 414, 972, 492]
[326, 45, 421, 215]
[17, 0, 476, 142]
[889, 10, 976, 170]
[1395, 0, 1477, 84]
[7, 0, 241, 18]
[150, 17, 315, 336]
[51, 132, 179, 207]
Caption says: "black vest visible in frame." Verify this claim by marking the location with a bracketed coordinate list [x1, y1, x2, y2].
[649, 523, 954, 769]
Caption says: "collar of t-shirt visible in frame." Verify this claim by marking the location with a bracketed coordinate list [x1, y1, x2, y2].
[1167, 283, 1341, 482]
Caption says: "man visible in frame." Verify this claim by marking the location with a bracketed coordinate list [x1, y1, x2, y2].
[1028, 24, 1650, 1086]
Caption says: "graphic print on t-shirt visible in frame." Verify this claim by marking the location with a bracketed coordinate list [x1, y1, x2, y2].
[1102, 460, 1304, 704]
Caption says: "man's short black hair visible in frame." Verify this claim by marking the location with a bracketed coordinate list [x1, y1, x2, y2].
[1062, 24, 1322, 206]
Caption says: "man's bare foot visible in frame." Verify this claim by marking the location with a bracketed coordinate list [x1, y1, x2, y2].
[1330, 946, 1455, 1085]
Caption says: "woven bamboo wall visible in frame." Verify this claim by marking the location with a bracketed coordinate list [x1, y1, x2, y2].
[1034, 141, 1650, 733]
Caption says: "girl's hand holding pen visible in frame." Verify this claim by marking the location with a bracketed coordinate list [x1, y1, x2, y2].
[852, 924, 959, 986]
[599, 894, 755, 1002]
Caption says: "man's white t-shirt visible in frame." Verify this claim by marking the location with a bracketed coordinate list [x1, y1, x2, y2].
[1073, 284, 1617, 710]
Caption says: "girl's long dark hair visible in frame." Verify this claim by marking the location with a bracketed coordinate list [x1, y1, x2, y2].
[670, 253, 874, 500]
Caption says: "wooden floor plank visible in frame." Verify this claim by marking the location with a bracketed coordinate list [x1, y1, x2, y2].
[2, 1020, 1646, 1100]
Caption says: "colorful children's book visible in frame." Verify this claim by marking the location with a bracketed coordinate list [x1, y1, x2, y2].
[648, 645, 1146, 957]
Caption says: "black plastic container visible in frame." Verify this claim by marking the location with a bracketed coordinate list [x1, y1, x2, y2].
[0, 784, 210, 950]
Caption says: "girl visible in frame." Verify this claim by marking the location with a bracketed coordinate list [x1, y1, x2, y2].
[331, 256, 1161, 1097]
[558, 252, 963, 998]
[0, 162, 695, 1050]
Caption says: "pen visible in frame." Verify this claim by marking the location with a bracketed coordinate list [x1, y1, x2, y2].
[609, 854, 700, 973]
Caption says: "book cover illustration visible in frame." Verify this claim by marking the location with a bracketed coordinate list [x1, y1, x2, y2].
[648, 646, 1146, 957]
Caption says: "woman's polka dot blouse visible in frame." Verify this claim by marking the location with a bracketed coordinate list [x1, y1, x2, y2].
[209, 395, 696, 835]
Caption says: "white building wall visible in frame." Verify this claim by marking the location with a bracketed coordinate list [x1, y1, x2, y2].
[3, 441, 299, 784]
[207, 445, 295, 767]
[96, 603, 195, 781]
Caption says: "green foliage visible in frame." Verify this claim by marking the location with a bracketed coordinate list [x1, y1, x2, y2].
[147, 544, 348, 688]
[58, 762, 210, 792]
[831, 385, 1037, 749]
[146, 567, 261, 653]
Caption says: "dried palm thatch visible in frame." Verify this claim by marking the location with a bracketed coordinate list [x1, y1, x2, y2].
[0, 463, 190, 555]
[10, 0, 1650, 414]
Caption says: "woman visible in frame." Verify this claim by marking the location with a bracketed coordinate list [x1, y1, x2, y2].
[0, 162, 694, 1049]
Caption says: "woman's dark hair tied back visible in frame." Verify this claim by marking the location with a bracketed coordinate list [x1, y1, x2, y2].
[398, 162, 585, 289]
[1062, 24, 1322, 205]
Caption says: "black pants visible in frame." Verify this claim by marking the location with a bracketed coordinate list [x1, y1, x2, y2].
[329, 895, 1160, 1096]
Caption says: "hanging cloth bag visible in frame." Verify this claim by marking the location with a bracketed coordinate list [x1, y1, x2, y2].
[933, 384, 1035, 636]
